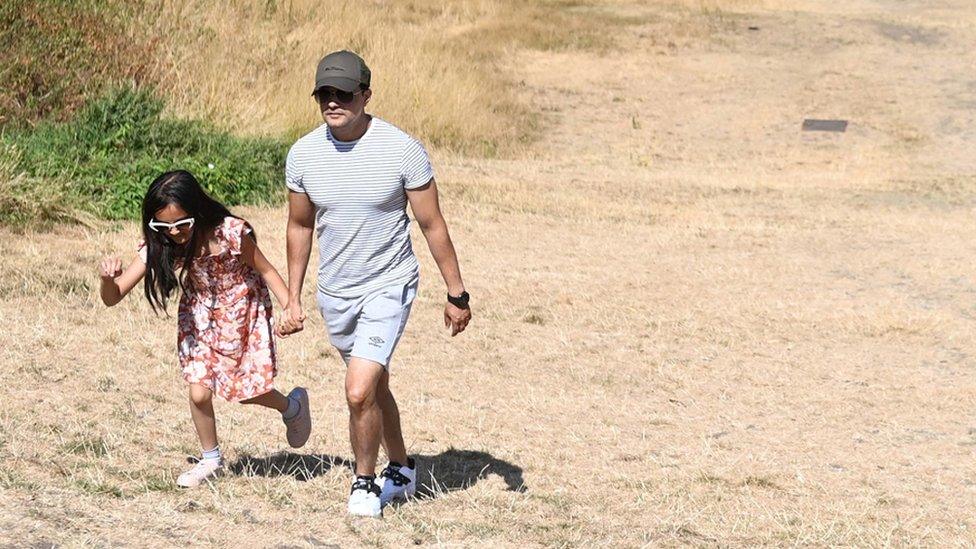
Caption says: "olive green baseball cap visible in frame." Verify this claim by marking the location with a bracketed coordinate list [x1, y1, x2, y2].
[312, 50, 371, 94]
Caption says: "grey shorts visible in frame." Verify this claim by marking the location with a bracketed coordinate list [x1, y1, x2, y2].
[315, 278, 418, 368]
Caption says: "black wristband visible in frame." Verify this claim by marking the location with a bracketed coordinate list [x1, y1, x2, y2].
[447, 291, 470, 309]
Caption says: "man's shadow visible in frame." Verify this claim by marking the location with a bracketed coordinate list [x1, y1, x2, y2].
[229, 447, 526, 497]
[411, 448, 526, 498]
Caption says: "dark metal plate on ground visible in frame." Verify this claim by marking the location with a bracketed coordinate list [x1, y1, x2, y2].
[802, 119, 848, 132]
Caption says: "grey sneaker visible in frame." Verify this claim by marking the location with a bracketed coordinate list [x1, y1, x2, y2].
[176, 458, 223, 488]
[283, 387, 311, 448]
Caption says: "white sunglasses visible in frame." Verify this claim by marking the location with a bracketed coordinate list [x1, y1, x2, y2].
[148, 217, 195, 232]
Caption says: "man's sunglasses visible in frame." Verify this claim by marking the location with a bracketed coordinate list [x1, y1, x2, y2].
[149, 217, 195, 232]
[315, 88, 362, 104]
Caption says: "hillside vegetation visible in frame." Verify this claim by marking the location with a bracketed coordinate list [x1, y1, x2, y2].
[0, 0, 639, 227]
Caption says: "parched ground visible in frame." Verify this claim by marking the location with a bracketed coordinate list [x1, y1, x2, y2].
[3, 0, 976, 546]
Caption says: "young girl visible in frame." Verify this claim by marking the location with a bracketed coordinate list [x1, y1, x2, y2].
[98, 170, 311, 488]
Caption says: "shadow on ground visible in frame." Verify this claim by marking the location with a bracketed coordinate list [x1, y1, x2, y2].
[229, 447, 526, 496]
[412, 448, 527, 498]
[229, 453, 352, 481]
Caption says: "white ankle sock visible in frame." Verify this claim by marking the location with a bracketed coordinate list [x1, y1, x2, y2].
[283, 396, 300, 420]
[201, 446, 221, 461]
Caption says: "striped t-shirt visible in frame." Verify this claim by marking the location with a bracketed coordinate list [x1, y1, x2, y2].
[285, 117, 434, 298]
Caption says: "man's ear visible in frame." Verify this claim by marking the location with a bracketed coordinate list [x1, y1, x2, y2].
[363, 88, 372, 105]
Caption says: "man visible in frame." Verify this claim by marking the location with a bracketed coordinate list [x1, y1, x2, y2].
[279, 50, 472, 518]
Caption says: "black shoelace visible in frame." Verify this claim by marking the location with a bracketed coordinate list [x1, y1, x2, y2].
[351, 477, 381, 496]
[381, 465, 412, 487]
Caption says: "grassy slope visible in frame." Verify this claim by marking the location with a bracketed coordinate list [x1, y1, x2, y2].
[0, 0, 641, 228]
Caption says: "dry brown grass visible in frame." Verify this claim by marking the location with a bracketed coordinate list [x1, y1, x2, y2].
[0, 145, 97, 230]
[139, 0, 647, 155]
[4, 0, 976, 546]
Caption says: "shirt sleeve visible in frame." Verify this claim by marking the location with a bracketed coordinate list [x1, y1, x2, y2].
[224, 217, 254, 257]
[136, 239, 147, 264]
[400, 137, 434, 190]
[285, 145, 305, 193]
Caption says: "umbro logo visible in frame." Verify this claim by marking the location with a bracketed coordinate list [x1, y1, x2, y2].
[369, 336, 385, 347]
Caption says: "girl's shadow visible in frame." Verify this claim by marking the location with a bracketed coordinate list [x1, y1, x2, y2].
[229, 447, 526, 497]
[230, 453, 352, 481]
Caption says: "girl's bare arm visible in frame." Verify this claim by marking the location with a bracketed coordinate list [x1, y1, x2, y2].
[240, 235, 290, 309]
[99, 256, 147, 306]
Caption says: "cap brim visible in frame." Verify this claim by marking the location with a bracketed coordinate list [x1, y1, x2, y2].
[312, 76, 360, 95]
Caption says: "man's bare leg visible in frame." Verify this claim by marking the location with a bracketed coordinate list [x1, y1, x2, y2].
[376, 370, 409, 465]
[346, 357, 386, 475]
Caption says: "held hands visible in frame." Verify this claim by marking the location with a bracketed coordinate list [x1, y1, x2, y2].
[275, 301, 307, 339]
[99, 257, 123, 280]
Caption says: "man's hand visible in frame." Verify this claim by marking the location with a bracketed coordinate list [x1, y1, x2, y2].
[281, 190, 315, 339]
[444, 303, 471, 337]
[276, 301, 307, 338]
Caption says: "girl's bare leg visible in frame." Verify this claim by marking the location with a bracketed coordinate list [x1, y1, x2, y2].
[188, 384, 218, 450]
[241, 389, 289, 413]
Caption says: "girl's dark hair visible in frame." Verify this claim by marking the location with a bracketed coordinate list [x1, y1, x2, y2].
[141, 170, 238, 314]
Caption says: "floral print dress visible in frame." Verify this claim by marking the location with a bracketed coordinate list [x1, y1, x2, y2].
[139, 217, 277, 401]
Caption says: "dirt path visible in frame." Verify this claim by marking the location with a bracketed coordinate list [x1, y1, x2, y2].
[2, 1, 976, 545]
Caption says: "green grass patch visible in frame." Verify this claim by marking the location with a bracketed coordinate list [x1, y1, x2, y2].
[139, 471, 177, 493]
[73, 477, 125, 498]
[61, 435, 111, 458]
[2, 87, 287, 221]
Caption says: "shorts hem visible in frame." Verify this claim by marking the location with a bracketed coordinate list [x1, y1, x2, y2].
[347, 353, 390, 369]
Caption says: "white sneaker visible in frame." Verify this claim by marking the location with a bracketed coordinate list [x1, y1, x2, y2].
[348, 476, 382, 518]
[283, 387, 311, 448]
[379, 459, 417, 505]
[177, 458, 223, 488]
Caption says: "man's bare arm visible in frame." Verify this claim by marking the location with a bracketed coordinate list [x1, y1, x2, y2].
[283, 190, 316, 332]
[406, 178, 471, 336]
